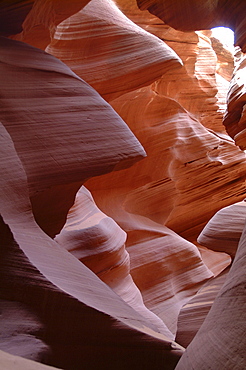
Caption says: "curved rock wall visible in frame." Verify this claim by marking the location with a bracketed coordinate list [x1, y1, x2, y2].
[46, 0, 182, 101]
[0, 0, 246, 369]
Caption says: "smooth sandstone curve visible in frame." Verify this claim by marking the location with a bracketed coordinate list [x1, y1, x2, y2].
[46, 0, 182, 101]
[0, 36, 146, 237]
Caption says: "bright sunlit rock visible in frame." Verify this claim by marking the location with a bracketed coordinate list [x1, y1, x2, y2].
[211, 27, 235, 50]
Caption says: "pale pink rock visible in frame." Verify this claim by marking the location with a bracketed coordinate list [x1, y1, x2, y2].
[82, 186, 215, 336]
[1, 1, 246, 368]
[0, 36, 145, 237]
[55, 186, 171, 337]
[175, 269, 229, 348]
[198, 201, 246, 258]
[0, 122, 183, 369]
[197, 245, 231, 277]
[0, 350, 60, 370]
[176, 222, 246, 369]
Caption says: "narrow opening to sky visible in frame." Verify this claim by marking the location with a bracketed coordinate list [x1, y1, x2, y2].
[211, 27, 235, 49]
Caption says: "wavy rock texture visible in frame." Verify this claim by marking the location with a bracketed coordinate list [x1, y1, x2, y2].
[90, 86, 245, 241]
[137, 0, 226, 31]
[55, 186, 171, 337]
[85, 83, 244, 334]
[0, 299, 50, 362]
[137, 0, 246, 143]
[0, 0, 246, 369]
[153, 31, 234, 133]
[46, 0, 182, 101]
[224, 52, 246, 149]
[137, 0, 246, 52]
[115, 0, 233, 133]
[0, 350, 59, 370]
[175, 204, 245, 359]
[0, 36, 145, 237]
[198, 201, 246, 258]
[0, 0, 34, 36]
[175, 222, 246, 369]
[78, 184, 214, 336]
[12, 0, 91, 49]
[0, 122, 183, 369]
[124, 217, 213, 336]
[175, 268, 229, 348]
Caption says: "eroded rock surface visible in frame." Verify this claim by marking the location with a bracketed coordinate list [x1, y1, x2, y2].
[0, 122, 183, 369]
[55, 186, 171, 337]
[137, 0, 246, 52]
[176, 222, 246, 369]
[0, 0, 246, 369]
[224, 51, 246, 149]
[198, 201, 246, 258]
[46, 0, 182, 101]
[0, 36, 145, 237]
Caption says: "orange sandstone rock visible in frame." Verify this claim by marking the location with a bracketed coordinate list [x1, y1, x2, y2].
[115, 0, 235, 134]
[12, 0, 91, 49]
[85, 84, 245, 333]
[1, 0, 246, 368]
[136, 0, 246, 144]
[224, 52, 246, 149]
[137, 0, 246, 52]
[101, 87, 245, 241]
[46, 0, 182, 101]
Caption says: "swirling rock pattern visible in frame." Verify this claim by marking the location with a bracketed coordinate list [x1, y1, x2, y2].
[100, 87, 245, 241]
[85, 83, 244, 336]
[224, 52, 246, 149]
[198, 201, 246, 258]
[0, 350, 59, 370]
[137, 0, 246, 52]
[0, 36, 145, 237]
[176, 222, 246, 369]
[137, 0, 246, 143]
[46, 0, 182, 101]
[0, 0, 246, 368]
[0, 122, 183, 369]
[55, 186, 171, 337]
[175, 268, 229, 348]
[115, 1, 234, 133]
[12, 0, 91, 49]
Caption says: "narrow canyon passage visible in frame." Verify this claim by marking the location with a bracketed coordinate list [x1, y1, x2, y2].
[0, 1, 245, 369]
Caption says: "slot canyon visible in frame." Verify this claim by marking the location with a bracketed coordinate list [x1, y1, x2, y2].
[0, 0, 246, 369]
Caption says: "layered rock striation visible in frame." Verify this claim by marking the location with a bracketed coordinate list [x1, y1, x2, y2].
[46, 0, 182, 101]
[0, 121, 183, 368]
[0, 0, 246, 369]
[0, 36, 146, 237]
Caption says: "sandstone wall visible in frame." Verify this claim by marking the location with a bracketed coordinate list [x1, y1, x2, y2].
[0, 0, 245, 369]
